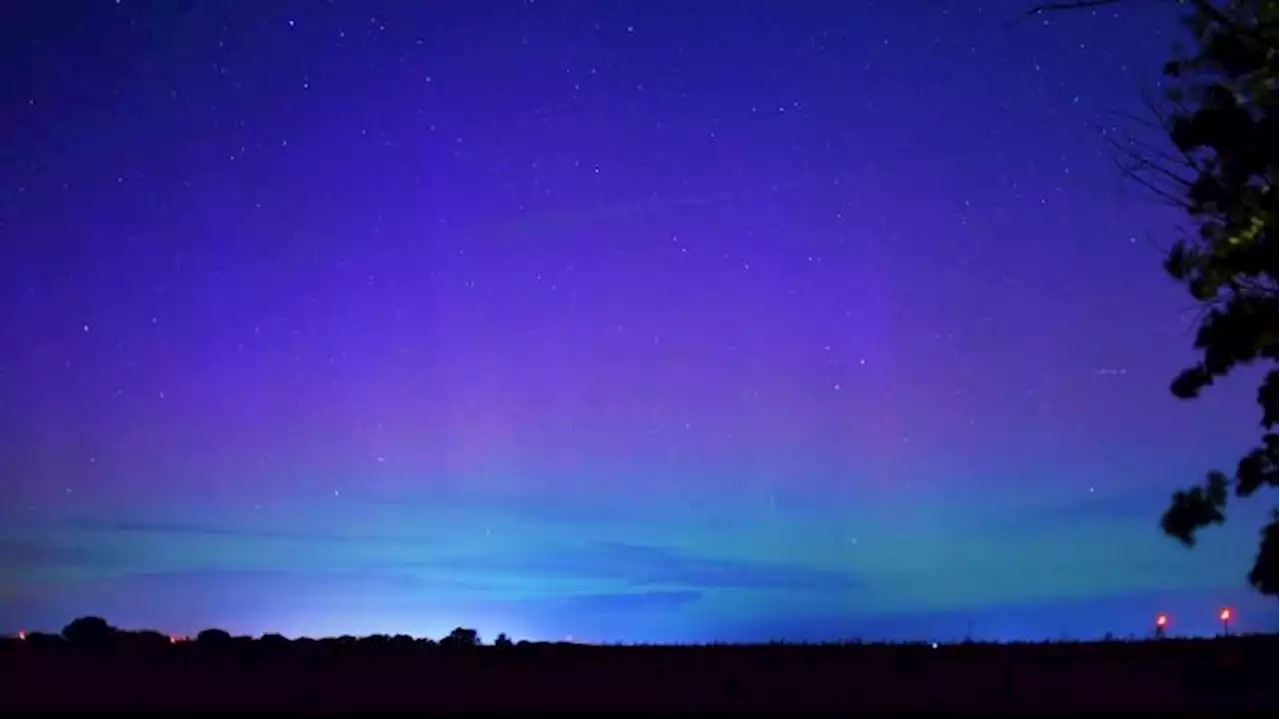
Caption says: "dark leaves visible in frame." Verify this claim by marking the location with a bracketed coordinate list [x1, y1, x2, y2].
[1259, 369, 1277, 428]
[1162, 240, 1190, 281]
[1160, 472, 1229, 546]
[1170, 365, 1211, 399]
[1234, 433, 1278, 497]
[1191, 295, 1275, 374]
[1051, 0, 1275, 595]
[1247, 512, 1277, 595]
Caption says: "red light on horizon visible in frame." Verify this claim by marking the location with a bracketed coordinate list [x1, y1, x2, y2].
[1155, 613, 1167, 627]
[1220, 608, 1232, 621]
[16, 630, 24, 641]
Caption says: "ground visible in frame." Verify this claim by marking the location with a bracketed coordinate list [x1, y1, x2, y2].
[2, 634, 1274, 711]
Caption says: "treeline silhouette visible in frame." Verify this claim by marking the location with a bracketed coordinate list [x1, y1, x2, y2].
[1, 616, 1274, 711]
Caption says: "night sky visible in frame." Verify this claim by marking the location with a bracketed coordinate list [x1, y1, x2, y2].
[1, 0, 1276, 644]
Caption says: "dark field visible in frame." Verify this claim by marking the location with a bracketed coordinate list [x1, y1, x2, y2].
[3, 633, 1276, 711]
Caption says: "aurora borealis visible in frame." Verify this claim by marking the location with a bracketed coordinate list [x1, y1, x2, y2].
[1, 0, 1276, 643]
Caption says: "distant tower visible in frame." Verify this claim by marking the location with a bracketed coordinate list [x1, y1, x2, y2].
[1219, 607, 1232, 636]
[1154, 613, 1167, 639]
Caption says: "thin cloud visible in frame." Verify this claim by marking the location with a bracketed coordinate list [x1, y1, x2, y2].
[422, 541, 862, 592]
[0, 538, 105, 570]
[52, 516, 433, 545]
[555, 590, 703, 613]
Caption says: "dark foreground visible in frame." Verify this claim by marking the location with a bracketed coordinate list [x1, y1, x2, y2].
[3, 634, 1275, 711]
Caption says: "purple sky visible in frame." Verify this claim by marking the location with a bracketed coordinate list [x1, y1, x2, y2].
[0, 0, 1275, 643]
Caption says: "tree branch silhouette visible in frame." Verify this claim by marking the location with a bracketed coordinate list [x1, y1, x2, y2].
[1027, 0, 1278, 595]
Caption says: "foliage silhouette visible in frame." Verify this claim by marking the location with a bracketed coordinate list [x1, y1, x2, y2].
[494, 632, 514, 648]
[196, 628, 232, 646]
[1036, 0, 1278, 595]
[3, 619, 1276, 711]
[441, 626, 480, 647]
[260, 632, 290, 650]
[23, 632, 61, 649]
[61, 616, 115, 647]
[120, 630, 171, 652]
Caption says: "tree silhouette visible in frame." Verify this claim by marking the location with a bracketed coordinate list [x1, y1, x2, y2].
[260, 632, 290, 648]
[441, 627, 480, 647]
[196, 628, 232, 646]
[1032, 0, 1277, 595]
[61, 616, 114, 647]
[494, 632, 514, 648]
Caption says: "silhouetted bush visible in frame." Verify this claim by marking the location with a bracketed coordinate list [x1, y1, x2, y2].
[360, 634, 390, 650]
[119, 630, 170, 652]
[62, 617, 114, 647]
[196, 628, 232, 646]
[260, 633, 290, 650]
[441, 627, 480, 647]
[25, 632, 62, 649]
